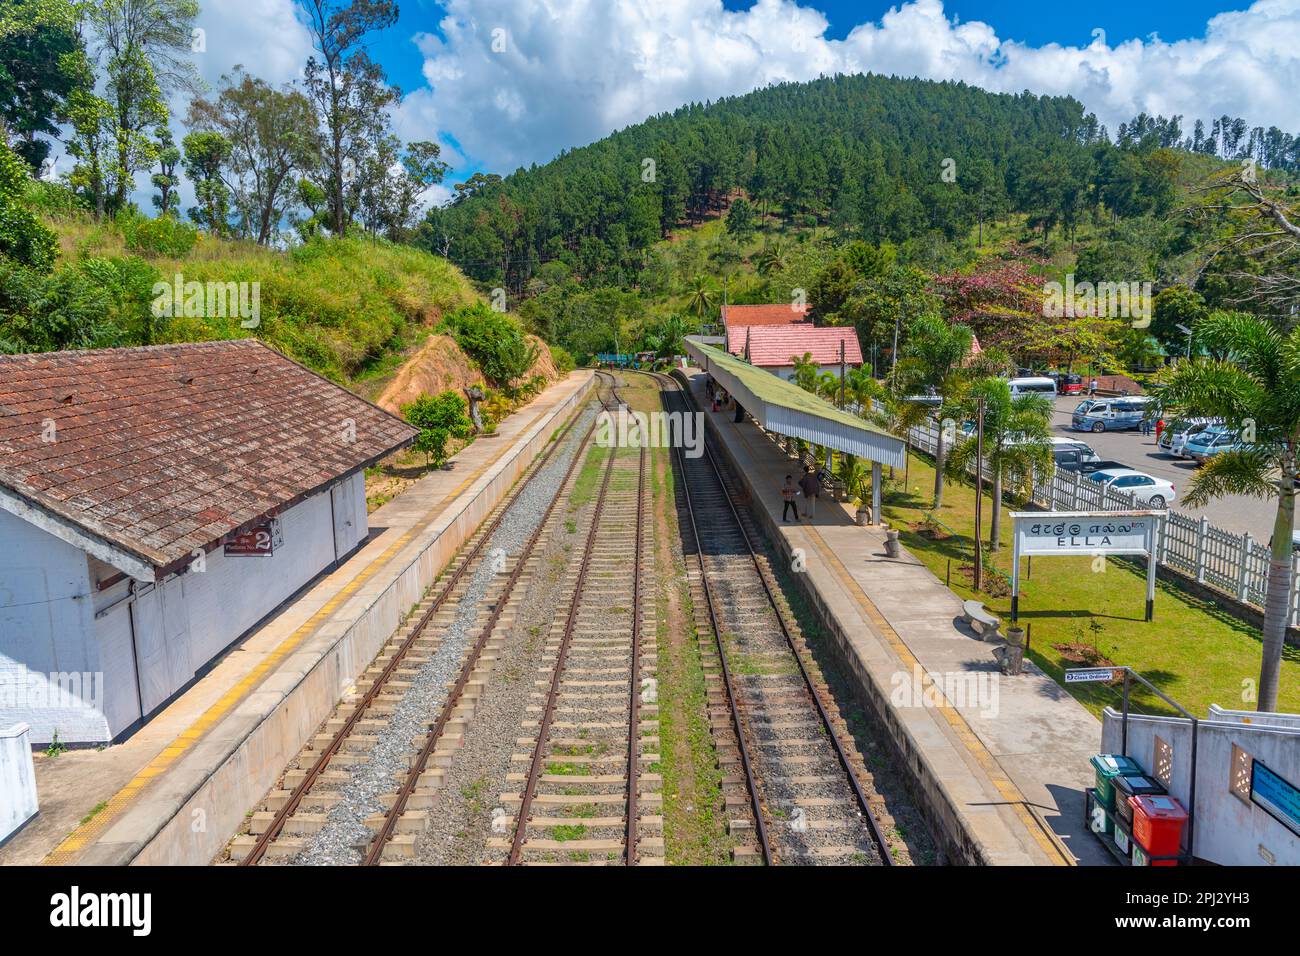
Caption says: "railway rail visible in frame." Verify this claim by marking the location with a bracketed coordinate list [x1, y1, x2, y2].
[229, 373, 622, 865]
[652, 370, 893, 866]
[494, 379, 659, 865]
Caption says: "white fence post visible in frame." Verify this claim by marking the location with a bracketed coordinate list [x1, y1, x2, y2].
[1237, 533, 1253, 602]
[1195, 516, 1209, 583]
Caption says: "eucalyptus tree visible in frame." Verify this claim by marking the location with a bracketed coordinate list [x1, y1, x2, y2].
[1160, 311, 1300, 713]
[945, 377, 1054, 552]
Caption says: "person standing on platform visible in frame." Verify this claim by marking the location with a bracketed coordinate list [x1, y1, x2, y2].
[781, 475, 799, 522]
[799, 465, 820, 519]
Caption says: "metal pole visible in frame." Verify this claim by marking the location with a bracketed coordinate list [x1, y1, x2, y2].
[839, 339, 845, 408]
[974, 397, 985, 593]
[1121, 670, 1131, 757]
[1186, 717, 1199, 862]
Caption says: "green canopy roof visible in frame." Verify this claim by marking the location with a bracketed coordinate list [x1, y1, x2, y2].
[684, 338, 906, 468]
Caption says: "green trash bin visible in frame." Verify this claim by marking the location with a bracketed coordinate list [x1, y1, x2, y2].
[1090, 754, 1143, 835]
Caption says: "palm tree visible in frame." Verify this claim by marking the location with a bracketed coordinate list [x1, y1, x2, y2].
[790, 352, 820, 392]
[815, 370, 841, 405]
[945, 377, 1053, 552]
[686, 276, 716, 320]
[1160, 312, 1300, 713]
[895, 314, 975, 508]
[756, 239, 788, 276]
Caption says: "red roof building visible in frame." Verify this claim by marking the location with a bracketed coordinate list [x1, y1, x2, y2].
[726, 325, 863, 373]
[721, 302, 810, 344]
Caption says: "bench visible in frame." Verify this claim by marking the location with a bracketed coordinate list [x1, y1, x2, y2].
[961, 600, 1001, 641]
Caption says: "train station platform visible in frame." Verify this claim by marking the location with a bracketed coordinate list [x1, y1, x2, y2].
[3, 371, 594, 866]
[683, 368, 1112, 866]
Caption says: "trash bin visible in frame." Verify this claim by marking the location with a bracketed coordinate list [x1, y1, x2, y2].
[1089, 754, 1143, 834]
[1130, 794, 1187, 866]
[1113, 773, 1166, 833]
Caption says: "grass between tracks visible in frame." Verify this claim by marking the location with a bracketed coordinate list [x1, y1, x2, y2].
[880, 451, 1300, 718]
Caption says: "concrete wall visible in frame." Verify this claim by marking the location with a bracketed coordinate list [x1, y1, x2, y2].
[0, 509, 105, 742]
[2, 472, 369, 745]
[0, 723, 38, 844]
[1101, 708, 1300, 865]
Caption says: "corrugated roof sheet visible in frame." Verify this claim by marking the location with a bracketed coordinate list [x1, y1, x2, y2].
[684, 338, 905, 468]
[0, 339, 417, 576]
[727, 325, 864, 367]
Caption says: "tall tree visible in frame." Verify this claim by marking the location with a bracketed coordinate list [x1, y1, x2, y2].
[301, 0, 399, 236]
[181, 130, 232, 234]
[1160, 312, 1300, 713]
[87, 0, 201, 211]
[188, 68, 318, 244]
[0, 0, 87, 173]
[150, 125, 180, 215]
[945, 378, 1053, 553]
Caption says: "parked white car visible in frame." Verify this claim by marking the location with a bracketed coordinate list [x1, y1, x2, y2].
[1086, 468, 1176, 508]
[1160, 417, 1223, 457]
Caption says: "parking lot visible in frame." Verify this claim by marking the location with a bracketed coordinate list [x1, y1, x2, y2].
[1051, 395, 1277, 542]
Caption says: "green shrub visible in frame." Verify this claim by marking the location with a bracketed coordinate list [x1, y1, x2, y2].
[0, 142, 57, 272]
[119, 209, 198, 258]
[441, 302, 540, 390]
[0, 258, 123, 353]
[550, 344, 576, 375]
[403, 390, 474, 467]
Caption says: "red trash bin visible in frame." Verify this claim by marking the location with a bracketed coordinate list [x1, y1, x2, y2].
[1129, 794, 1187, 866]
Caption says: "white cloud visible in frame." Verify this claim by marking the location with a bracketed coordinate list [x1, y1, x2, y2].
[400, 0, 1300, 174]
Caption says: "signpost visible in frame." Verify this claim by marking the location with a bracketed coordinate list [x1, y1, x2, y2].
[224, 519, 282, 557]
[1010, 510, 1164, 622]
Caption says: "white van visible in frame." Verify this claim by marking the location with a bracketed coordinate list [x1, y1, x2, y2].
[1008, 376, 1058, 398]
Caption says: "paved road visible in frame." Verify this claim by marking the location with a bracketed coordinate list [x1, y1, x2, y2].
[1050, 396, 1276, 542]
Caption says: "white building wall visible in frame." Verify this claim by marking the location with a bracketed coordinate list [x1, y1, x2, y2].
[0, 509, 106, 742]
[766, 364, 857, 383]
[0, 723, 38, 842]
[1101, 708, 1300, 866]
[1, 472, 370, 744]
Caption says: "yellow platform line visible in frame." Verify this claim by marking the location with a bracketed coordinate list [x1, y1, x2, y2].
[725, 415, 1075, 866]
[43, 395, 577, 865]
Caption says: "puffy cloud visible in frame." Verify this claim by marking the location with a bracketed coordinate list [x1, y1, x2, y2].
[401, 0, 1300, 173]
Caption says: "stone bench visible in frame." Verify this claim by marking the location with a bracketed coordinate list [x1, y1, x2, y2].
[961, 600, 1001, 641]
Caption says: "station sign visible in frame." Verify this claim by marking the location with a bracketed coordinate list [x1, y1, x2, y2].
[224, 518, 282, 557]
[1014, 514, 1158, 557]
[1065, 667, 1124, 684]
[1251, 760, 1300, 838]
[1010, 510, 1165, 623]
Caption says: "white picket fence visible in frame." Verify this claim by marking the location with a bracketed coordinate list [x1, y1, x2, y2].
[906, 420, 1300, 626]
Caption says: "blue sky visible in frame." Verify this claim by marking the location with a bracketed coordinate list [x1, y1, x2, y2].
[243, 0, 1300, 195]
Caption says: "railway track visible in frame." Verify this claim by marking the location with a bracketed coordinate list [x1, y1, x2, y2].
[493, 381, 660, 865]
[228, 374, 622, 865]
[653, 371, 893, 866]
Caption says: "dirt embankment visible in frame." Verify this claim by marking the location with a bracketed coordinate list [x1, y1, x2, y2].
[375, 333, 558, 415]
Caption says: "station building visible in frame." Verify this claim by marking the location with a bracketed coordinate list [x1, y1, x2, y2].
[725, 324, 863, 383]
[0, 340, 417, 744]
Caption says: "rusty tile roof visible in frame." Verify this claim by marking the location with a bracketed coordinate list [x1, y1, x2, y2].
[721, 304, 810, 344]
[726, 325, 864, 368]
[0, 340, 417, 575]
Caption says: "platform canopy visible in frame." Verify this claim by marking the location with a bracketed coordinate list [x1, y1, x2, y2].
[684, 337, 906, 469]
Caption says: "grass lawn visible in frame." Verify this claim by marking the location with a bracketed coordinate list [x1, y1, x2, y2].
[880, 451, 1300, 719]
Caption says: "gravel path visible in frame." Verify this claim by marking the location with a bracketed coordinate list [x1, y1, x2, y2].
[291, 403, 600, 865]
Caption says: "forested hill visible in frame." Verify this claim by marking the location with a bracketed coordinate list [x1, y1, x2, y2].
[419, 74, 1142, 291]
